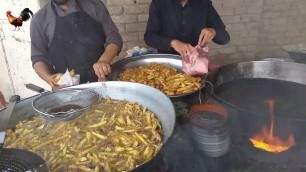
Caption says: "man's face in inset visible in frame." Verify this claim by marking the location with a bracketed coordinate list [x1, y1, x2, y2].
[52, 0, 69, 5]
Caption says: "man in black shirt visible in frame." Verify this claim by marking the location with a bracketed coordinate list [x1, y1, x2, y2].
[144, 0, 230, 58]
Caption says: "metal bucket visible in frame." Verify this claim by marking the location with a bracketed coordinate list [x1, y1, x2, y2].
[190, 104, 230, 158]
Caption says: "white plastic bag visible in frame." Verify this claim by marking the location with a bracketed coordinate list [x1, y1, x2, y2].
[57, 69, 80, 86]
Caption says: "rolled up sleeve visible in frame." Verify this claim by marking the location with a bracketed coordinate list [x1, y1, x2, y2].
[30, 15, 51, 67]
[94, 0, 123, 50]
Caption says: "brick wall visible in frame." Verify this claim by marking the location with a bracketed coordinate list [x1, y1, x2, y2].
[257, 0, 306, 59]
[103, 0, 306, 64]
[102, 0, 150, 61]
[209, 0, 263, 63]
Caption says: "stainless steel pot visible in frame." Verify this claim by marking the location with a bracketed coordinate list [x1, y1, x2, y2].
[282, 44, 306, 64]
[108, 54, 206, 101]
[0, 81, 176, 171]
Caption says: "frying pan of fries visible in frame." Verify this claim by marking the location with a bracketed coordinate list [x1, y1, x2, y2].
[108, 54, 206, 98]
[118, 63, 201, 96]
[5, 99, 163, 172]
[2, 81, 176, 172]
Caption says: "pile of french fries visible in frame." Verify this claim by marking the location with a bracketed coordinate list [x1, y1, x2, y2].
[5, 98, 162, 172]
[118, 63, 201, 96]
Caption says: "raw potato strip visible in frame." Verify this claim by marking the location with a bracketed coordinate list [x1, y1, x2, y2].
[118, 63, 201, 96]
[4, 99, 163, 172]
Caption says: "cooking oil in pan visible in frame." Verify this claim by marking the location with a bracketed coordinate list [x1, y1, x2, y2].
[47, 104, 82, 114]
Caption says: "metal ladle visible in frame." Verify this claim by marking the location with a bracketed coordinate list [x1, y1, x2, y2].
[0, 95, 49, 172]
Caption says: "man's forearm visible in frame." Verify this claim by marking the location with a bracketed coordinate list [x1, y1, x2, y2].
[0, 91, 7, 109]
[98, 43, 120, 64]
[33, 62, 54, 84]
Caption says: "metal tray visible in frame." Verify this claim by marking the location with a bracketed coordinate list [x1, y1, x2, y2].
[107, 54, 206, 99]
[282, 44, 306, 64]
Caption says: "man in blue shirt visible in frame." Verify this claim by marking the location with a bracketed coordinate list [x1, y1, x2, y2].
[144, 0, 230, 58]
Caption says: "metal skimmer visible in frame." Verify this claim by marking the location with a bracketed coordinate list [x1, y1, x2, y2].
[32, 88, 99, 120]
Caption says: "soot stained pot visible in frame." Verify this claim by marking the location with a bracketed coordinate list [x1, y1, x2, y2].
[204, 61, 306, 141]
[202, 61, 306, 168]
[0, 81, 176, 171]
[206, 60, 306, 87]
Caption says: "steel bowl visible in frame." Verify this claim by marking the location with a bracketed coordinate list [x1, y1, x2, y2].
[108, 54, 206, 100]
[0, 81, 176, 171]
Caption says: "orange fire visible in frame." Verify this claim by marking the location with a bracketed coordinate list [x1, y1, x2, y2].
[249, 100, 295, 153]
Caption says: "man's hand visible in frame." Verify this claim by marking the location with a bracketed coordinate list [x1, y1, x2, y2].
[171, 40, 194, 60]
[198, 28, 216, 46]
[94, 43, 119, 81]
[0, 91, 7, 110]
[48, 73, 66, 90]
[93, 61, 111, 81]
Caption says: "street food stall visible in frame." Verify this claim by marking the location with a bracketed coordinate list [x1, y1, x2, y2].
[1, 55, 306, 172]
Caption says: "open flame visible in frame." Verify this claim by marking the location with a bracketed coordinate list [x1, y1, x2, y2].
[249, 100, 295, 153]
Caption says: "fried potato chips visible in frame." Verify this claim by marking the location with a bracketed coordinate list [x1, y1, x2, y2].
[5, 99, 162, 172]
[118, 63, 201, 96]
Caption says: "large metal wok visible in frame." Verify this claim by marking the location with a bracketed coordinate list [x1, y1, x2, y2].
[0, 81, 176, 171]
[108, 54, 206, 100]
[204, 61, 306, 140]
[206, 61, 306, 87]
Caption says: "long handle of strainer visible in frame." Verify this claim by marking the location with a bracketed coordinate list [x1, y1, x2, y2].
[204, 81, 247, 111]
[0, 95, 20, 149]
[25, 83, 46, 93]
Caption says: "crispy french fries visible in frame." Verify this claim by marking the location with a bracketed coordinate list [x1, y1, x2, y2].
[51, 69, 76, 85]
[5, 98, 162, 172]
[69, 69, 75, 77]
[118, 63, 201, 96]
[51, 74, 62, 85]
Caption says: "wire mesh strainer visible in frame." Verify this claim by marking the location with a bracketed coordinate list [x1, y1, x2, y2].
[0, 148, 48, 172]
[32, 88, 99, 120]
[0, 95, 49, 172]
